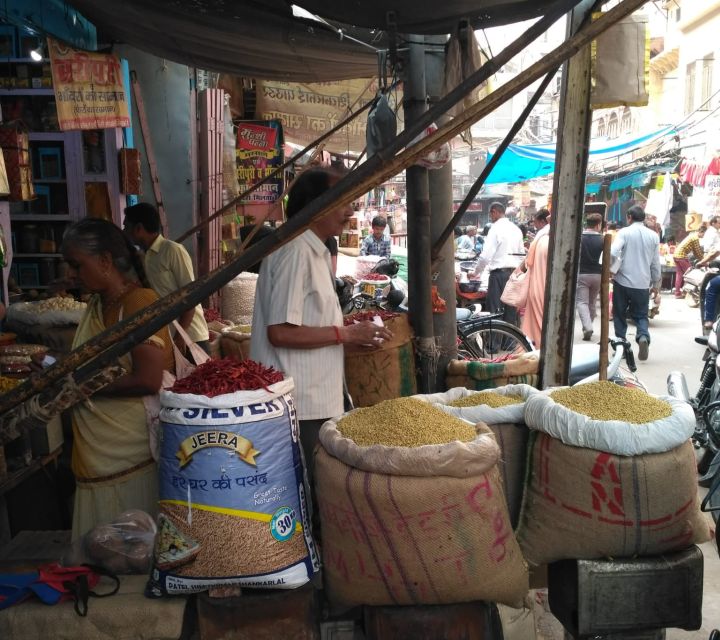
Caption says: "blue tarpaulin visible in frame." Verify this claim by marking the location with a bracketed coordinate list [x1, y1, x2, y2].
[484, 126, 676, 184]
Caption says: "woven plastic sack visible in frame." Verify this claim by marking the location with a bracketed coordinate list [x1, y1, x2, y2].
[221, 272, 258, 324]
[524, 389, 694, 455]
[146, 378, 319, 596]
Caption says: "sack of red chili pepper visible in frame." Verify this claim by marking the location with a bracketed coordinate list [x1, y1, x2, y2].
[168, 357, 284, 397]
[147, 370, 319, 597]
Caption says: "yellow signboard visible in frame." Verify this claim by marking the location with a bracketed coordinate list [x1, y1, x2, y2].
[48, 38, 130, 131]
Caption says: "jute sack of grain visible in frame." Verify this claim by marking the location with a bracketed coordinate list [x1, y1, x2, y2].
[316, 418, 528, 607]
[417, 384, 538, 529]
[524, 384, 694, 455]
[219, 325, 251, 360]
[344, 314, 416, 407]
[221, 272, 258, 324]
[146, 378, 319, 597]
[517, 432, 711, 567]
[445, 353, 539, 391]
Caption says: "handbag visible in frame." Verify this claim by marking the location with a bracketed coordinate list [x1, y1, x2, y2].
[500, 268, 530, 308]
[145, 321, 211, 460]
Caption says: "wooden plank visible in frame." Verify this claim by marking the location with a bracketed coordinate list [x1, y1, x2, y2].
[196, 585, 319, 640]
[540, 0, 595, 388]
[130, 71, 167, 231]
[364, 602, 488, 640]
[598, 233, 613, 380]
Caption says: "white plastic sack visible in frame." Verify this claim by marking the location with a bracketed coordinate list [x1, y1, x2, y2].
[147, 377, 319, 596]
[523, 389, 694, 455]
[416, 384, 537, 425]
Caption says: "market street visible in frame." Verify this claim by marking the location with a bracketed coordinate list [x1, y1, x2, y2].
[572, 291, 720, 640]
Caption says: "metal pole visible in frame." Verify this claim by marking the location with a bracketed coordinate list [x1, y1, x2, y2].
[404, 36, 436, 393]
[540, 0, 596, 388]
[425, 34, 457, 388]
[598, 233, 613, 381]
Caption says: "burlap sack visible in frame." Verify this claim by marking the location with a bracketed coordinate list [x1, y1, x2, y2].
[445, 353, 539, 391]
[517, 433, 711, 567]
[416, 385, 538, 529]
[344, 315, 416, 407]
[316, 420, 529, 607]
[219, 325, 251, 360]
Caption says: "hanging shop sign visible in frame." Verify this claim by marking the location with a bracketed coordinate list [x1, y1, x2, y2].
[48, 38, 130, 131]
[688, 175, 720, 218]
[255, 79, 396, 155]
[236, 120, 284, 204]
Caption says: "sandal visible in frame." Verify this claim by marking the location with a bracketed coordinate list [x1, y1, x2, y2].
[704, 321, 714, 329]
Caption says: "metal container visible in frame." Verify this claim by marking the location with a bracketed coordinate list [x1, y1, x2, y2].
[548, 546, 703, 638]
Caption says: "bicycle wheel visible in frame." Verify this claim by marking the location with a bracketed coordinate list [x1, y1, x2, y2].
[459, 321, 533, 360]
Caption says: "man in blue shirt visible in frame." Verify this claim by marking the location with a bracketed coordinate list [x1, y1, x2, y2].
[610, 205, 661, 361]
[360, 215, 391, 258]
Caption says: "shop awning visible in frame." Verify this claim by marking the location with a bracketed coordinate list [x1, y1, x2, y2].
[67, 0, 581, 82]
[484, 126, 677, 185]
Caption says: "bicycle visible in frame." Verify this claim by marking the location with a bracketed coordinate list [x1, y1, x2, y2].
[456, 312, 533, 360]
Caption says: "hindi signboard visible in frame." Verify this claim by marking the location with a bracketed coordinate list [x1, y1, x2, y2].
[236, 120, 284, 204]
[255, 79, 400, 154]
[48, 38, 130, 131]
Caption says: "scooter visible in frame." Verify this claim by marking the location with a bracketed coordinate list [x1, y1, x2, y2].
[338, 258, 407, 315]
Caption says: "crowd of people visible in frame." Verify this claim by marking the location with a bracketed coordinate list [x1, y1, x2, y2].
[458, 201, 691, 362]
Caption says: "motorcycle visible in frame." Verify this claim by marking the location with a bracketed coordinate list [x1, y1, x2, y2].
[667, 316, 720, 483]
[682, 262, 720, 331]
[338, 258, 407, 315]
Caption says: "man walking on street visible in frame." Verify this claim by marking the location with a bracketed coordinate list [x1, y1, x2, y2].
[576, 213, 604, 342]
[610, 205, 661, 361]
[472, 201, 524, 326]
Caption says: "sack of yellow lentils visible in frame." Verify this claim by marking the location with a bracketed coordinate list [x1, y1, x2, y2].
[417, 384, 538, 529]
[315, 397, 528, 607]
[523, 381, 694, 455]
[517, 432, 711, 566]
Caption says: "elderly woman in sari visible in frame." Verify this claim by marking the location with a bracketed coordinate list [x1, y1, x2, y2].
[61, 218, 174, 538]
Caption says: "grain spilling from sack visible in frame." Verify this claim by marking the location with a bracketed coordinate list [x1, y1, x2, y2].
[550, 381, 672, 423]
[337, 397, 476, 447]
[448, 392, 523, 408]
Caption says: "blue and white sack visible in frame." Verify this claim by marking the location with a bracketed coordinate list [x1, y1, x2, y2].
[146, 377, 318, 596]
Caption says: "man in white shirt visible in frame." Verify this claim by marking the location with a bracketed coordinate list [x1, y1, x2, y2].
[610, 205, 661, 361]
[472, 202, 524, 326]
[702, 216, 720, 251]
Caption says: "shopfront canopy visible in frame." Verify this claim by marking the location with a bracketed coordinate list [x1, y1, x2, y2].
[484, 126, 677, 184]
[69, 0, 580, 82]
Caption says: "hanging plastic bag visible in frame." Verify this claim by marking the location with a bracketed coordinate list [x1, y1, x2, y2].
[410, 123, 451, 170]
[366, 93, 397, 158]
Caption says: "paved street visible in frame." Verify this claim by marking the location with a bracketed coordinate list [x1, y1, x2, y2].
[571, 292, 719, 640]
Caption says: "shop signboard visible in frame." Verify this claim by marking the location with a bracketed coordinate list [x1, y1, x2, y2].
[255, 79, 397, 154]
[687, 175, 720, 219]
[47, 38, 130, 131]
[236, 120, 284, 204]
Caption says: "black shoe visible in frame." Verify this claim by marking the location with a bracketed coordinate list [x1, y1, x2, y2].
[582, 330, 593, 341]
[637, 336, 649, 361]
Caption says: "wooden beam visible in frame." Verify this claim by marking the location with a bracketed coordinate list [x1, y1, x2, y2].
[540, 0, 597, 388]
